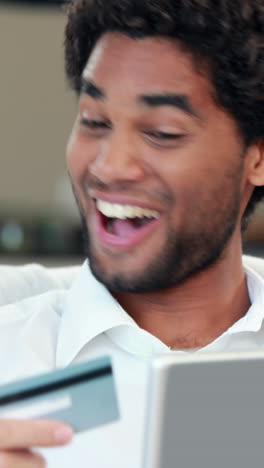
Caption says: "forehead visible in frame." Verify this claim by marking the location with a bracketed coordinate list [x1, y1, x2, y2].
[82, 33, 214, 108]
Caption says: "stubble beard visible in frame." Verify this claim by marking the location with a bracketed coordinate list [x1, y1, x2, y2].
[78, 187, 242, 294]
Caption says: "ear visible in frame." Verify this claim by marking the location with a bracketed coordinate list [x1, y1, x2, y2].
[246, 139, 264, 187]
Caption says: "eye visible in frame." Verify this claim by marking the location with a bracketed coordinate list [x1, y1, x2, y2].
[148, 131, 183, 140]
[144, 130, 186, 147]
[80, 117, 111, 130]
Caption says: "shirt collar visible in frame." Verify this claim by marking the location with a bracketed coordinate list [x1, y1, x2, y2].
[225, 265, 264, 335]
[56, 261, 169, 366]
[56, 261, 264, 366]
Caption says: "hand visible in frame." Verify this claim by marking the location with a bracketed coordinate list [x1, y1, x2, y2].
[0, 418, 73, 467]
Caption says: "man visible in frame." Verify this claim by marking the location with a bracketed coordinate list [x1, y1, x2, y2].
[0, 0, 264, 466]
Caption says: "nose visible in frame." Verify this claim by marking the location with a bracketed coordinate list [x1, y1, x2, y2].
[89, 131, 146, 185]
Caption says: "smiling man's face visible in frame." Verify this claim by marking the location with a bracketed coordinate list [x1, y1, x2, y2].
[67, 33, 248, 293]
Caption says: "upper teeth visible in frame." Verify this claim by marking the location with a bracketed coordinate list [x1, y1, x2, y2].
[96, 200, 160, 220]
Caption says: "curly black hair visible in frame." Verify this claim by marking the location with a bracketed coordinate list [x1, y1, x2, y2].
[65, 0, 264, 228]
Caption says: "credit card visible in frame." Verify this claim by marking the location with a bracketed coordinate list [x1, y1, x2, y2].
[0, 356, 119, 433]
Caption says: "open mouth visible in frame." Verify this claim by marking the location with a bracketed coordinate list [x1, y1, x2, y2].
[104, 214, 155, 236]
[94, 199, 161, 248]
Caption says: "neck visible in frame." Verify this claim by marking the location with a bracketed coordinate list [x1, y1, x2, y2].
[113, 239, 250, 350]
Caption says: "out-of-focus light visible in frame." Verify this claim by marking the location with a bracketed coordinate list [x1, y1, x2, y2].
[0, 222, 24, 251]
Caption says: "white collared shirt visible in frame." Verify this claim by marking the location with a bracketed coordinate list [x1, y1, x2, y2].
[0, 261, 264, 467]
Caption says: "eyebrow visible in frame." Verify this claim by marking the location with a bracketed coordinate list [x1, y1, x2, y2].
[80, 78, 200, 120]
[80, 79, 105, 100]
[139, 94, 200, 119]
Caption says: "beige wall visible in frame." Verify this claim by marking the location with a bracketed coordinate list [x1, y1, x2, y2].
[0, 5, 77, 218]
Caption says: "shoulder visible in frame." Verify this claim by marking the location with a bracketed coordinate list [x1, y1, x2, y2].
[0, 290, 68, 382]
[0, 263, 80, 306]
[0, 289, 66, 326]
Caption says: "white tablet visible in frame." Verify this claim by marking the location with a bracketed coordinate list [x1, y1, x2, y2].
[143, 350, 264, 468]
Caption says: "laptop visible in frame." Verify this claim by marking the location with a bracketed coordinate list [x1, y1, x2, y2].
[143, 350, 264, 468]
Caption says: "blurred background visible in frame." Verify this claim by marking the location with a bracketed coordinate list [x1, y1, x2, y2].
[0, 0, 263, 266]
[0, 0, 84, 266]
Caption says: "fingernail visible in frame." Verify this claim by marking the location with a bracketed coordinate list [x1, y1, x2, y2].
[54, 426, 74, 444]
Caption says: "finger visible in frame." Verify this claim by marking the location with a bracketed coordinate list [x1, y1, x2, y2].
[0, 419, 73, 449]
[0, 449, 46, 468]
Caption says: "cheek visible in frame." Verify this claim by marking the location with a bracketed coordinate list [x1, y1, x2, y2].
[159, 162, 219, 222]
[66, 132, 96, 181]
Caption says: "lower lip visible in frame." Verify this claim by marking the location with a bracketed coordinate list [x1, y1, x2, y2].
[93, 208, 161, 249]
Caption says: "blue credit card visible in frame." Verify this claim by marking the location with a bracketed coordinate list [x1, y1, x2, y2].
[0, 356, 120, 433]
